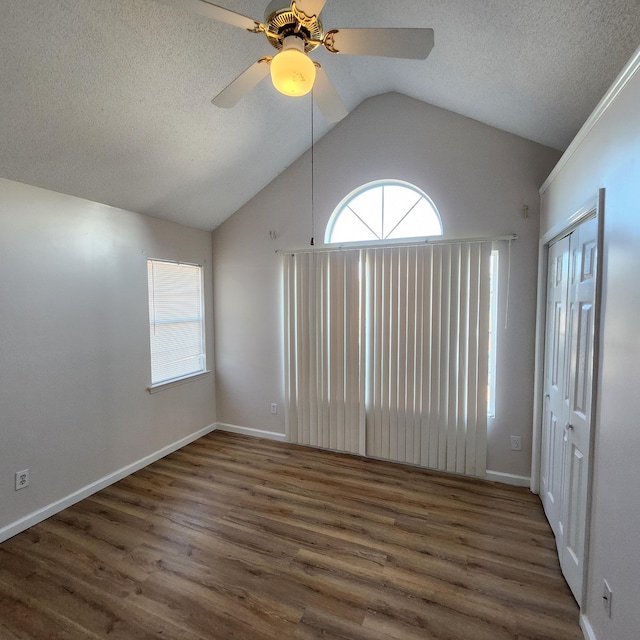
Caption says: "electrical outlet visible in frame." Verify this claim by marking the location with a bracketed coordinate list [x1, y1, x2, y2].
[510, 436, 522, 451]
[15, 469, 29, 490]
[271, 403, 278, 415]
[602, 579, 612, 618]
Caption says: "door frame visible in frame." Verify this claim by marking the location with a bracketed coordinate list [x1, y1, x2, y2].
[531, 188, 605, 605]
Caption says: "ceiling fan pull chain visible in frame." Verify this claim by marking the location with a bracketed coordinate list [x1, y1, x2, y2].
[310, 90, 315, 247]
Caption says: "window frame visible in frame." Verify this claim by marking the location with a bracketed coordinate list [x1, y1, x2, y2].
[325, 179, 443, 245]
[146, 258, 207, 392]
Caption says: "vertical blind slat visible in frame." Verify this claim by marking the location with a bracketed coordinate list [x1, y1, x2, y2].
[374, 250, 383, 458]
[439, 246, 451, 471]
[283, 256, 295, 443]
[419, 248, 431, 468]
[466, 244, 481, 476]
[304, 256, 311, 446]
[457, 245, 471, 474]
[357, 252, 367, 456]
[319, 253, 327, 449]
[397, 249, 408, 463]
[389, 249, 399, 461]
[428, 246, 441, 470]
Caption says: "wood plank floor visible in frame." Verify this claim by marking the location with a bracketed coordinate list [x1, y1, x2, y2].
[0, 431, 583, 640]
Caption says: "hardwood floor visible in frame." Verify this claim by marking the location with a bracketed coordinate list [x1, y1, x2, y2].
[0, 431, 583, 640]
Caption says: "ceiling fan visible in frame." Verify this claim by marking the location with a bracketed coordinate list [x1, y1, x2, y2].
[157, 0, 434, 123]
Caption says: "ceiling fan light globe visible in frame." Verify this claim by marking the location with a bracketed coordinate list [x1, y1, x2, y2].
[270, 42, 316, 97]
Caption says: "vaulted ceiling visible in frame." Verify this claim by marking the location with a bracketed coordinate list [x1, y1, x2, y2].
[1, 0, 638, 230]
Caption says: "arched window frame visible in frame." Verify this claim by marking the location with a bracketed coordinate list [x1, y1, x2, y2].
[325, 179, 443, 246]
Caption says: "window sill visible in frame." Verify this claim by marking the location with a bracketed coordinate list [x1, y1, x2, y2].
[147, 370, 212, 394]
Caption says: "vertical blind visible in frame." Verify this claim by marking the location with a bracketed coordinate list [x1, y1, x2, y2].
[147, 259, 205, 385]
[284, 250, 365, 454]
[284, 241, 491, 477]
[363, 243, 490, 476]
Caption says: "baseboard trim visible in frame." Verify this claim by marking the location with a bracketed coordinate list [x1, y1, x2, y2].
[215, 422, 287, 442]
[485, 470, 532, 487]
[580, 614, 597, 640]
[0, 423, 216, 544]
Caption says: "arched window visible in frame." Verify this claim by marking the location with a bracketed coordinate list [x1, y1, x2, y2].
[325, 180, 443, 244]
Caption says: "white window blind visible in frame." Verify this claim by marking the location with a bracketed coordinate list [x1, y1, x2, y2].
[364, 243, 490, 476]
[284, 241, 491, 477]
[147, 259, 205, 386]
[284, 250, 365, 454]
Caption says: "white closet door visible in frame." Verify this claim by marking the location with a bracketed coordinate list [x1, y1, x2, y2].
[560, 215, 598, 602]
[541, 235, 570, 539]
[541, 213, 599, 606]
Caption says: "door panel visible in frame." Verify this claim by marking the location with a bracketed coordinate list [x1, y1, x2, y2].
[564, 443, 586, 566]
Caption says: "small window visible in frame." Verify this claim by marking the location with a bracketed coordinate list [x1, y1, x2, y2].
[147, 259, 205, 386]
[326, 180, 443, 244]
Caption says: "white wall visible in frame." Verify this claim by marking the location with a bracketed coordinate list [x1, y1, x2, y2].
[539, 51, 640, 640]
[0, 178, 216, 540]
[212, 93, 560, 479]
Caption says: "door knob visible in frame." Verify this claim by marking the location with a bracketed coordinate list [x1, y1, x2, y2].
[565, 423, 574, 431]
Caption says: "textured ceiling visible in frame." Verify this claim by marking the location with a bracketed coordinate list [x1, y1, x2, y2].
[1, 0, 639, 230]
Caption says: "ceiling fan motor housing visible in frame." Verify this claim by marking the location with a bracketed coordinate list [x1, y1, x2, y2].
[264, 0, 323, 52]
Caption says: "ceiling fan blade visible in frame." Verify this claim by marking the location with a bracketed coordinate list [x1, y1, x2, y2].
[324, 28, 434, 59]
[155, 0, 261, 32]
[291, 0, 327, 23]
[212, 58, 272, 108]
[313, 66, 348, 124]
